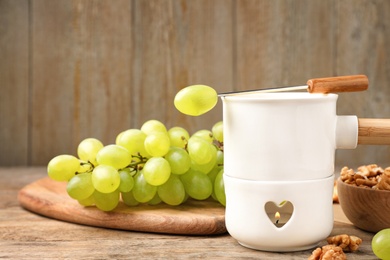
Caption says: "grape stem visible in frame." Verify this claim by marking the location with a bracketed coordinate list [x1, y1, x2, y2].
[213, 140, 224, 152]
[76, 154, 148, 175]
[125, 153, 148, 173]
[76, 161, 94, 174]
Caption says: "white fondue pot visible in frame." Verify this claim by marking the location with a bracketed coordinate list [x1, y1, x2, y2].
[220, 80, 390, 252]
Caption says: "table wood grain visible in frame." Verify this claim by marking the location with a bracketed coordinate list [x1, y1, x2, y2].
[0, 167, 377, 259]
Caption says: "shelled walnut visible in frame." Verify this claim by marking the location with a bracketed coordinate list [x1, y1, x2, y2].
[308, 245, 346, 260]
[340, 164, 390, 190]
[308, 234, 362, 260]
[327, 234, 362, 252]
[377, 168, 390, 190]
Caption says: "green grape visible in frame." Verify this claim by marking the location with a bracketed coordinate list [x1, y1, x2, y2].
[144, 132, 170, 157]
[216, 150, 224, 166]
[116, 129, 150, 158]
[180, 169, 212, 200]
[211, 121, 223, 143]
[174, 84, 218, 116]
[115, 130, 125, 145]
[208, 166, 221, 184]
[187, 136, 214, 165]
[141, 119, 167, 135]
[92, 165, 120, 193]
[78, 193, 95, 207]
[121, 191, 139, 207]
[47, 154, 80, 181]
[66, 172, 95, 200]
[192, 129, 213, 143]
[77, 138, 104, 166]
[93, 189, 120, 211]
[132, 171, 157, 203]
[164, 147, 191, 175]
[168, 126, 189, 148]
[142, 157, 171, 186]
[158, 175, 185, 206]
[372, 228, 390, 259]
[190, 145, 217, 174]
[208, 166, 222, 201]
[182, 192, 189, 203]
[214, 169, 226, 206]
[96, 144, 132, 170]
[148, 193, 162, 205]
[118, 169, 134, 193]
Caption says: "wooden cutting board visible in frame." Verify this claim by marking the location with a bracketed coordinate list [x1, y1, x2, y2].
[18, 177, 226, 235]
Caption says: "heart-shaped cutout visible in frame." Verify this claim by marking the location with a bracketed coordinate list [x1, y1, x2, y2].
[264, 201, 294, 228]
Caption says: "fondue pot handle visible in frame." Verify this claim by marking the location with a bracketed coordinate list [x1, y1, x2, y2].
[358, 118, 390, 145]
[307, 75, 368, 93]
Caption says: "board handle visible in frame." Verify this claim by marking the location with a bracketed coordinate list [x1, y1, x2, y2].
[358, 118, 390, 145]
[307, 75, 368, 93]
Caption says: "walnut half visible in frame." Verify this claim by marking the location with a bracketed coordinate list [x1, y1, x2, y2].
[308, 245, 346, 260]
[327, 234, 362, 252]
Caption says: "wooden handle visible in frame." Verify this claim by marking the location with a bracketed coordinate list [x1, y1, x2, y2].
[358, 118, 390, 145]
[307, 75, 368, 93]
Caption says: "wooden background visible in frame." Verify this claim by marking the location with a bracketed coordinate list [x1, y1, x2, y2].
[1, 0, 389, 167]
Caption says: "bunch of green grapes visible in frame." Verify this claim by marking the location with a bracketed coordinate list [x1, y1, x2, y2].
[47, 119, 225, 212]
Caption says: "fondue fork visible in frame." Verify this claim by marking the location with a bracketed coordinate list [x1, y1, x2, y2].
[218, 75, 368, 96]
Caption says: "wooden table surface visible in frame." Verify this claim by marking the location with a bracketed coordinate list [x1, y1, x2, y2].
[0, 167, 377, 259]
